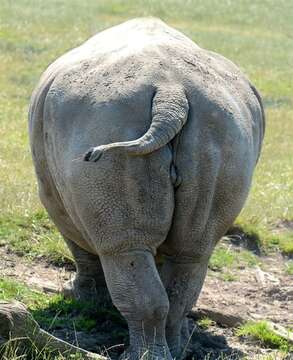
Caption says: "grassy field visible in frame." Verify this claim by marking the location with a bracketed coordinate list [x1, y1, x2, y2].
[0, 4, 293, 358]
[0, 0, 293, 262]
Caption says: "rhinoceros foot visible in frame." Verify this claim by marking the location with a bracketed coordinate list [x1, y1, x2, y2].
[119, 344, 172, 360]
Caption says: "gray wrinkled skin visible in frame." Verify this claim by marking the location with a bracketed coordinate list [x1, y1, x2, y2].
[29, 18, 265, 359]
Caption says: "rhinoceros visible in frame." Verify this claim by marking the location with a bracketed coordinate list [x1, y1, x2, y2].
[29, 18, 265, 359]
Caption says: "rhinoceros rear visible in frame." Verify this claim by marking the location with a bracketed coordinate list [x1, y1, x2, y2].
[29, 18, 265, 360]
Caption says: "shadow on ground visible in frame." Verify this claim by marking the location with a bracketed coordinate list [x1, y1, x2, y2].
[184, 317, 244, 360]
[31, 297, 244, 359]
[226, 225, 262, 255]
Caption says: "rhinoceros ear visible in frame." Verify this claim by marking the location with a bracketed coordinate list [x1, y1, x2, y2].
[83, 86, 189, 162]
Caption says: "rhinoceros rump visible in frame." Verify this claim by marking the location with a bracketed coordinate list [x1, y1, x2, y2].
[29, 18, 265, 359]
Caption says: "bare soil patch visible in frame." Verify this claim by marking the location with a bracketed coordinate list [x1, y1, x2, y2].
[0, 245, 292, 359]
[199, 254, 293, 328]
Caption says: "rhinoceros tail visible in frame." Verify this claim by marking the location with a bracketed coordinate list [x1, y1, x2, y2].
[83, 86, 189, 162]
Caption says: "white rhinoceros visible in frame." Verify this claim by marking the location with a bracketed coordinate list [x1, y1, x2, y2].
[29, 18, 265, 359]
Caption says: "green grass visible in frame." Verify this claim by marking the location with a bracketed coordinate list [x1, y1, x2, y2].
[208, 236, 264, 279]
[267, 232, 293, 256]
[255, 355, 291, 360]
[1, 279, 291, 358]
[0, 278, 50, 309]
[0, 211, 71, 265]
[234, 222, 293, 256]
[218, 272, 239, 282]
[0, 342, 86, 360]
[208, 243, 260, 276]
[236, 321, 293, 353]
[285, 260, 293, 275]
[0, 1, 292, 258]
[197, 317, 215, 329]
[0, 278, 127, 358]
[0, 278, 125, 333]
[209, 247, 236, 271]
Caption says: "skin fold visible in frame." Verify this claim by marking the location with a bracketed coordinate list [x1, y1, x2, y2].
[29, 18, 265, 359]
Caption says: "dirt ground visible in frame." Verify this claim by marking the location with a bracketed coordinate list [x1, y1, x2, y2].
[0, 245, 292, 359]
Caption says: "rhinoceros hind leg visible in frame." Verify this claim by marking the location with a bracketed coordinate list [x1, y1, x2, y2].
[159, 256, 209, 358]
[62, 237, 111, 306]
[100, 250, 172, 360]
